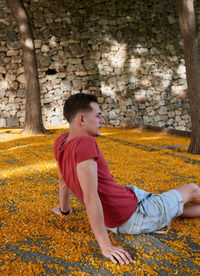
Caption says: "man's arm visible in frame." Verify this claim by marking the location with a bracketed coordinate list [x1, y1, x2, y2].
[77, 159, 132, 264]
[51, 161, 72, 216]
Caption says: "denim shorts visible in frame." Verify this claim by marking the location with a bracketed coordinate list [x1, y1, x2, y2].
[106, 185, 184, 235]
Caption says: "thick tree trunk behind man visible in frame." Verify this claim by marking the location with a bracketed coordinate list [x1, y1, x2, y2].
[177, 0, 200, 154]
[6, 0, 46, 134]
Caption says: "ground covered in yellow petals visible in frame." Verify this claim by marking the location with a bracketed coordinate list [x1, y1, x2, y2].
[0, 127, 199, 275]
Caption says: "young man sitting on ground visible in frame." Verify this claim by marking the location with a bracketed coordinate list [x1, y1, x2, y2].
[51, 93, 200, 264]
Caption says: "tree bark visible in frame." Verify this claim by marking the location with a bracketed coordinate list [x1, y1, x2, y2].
[6, 0, 46, 134]
[177, 0, 200, 154]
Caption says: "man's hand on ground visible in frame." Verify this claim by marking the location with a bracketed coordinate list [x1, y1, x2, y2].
[101, 245, 132, 264]
[51, 206, 72, 216]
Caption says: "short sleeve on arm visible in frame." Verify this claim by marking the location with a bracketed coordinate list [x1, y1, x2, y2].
[76, 136, 99, 163]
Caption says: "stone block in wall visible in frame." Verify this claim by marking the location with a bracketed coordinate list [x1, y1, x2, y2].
[8, 81, 19, 90]
[68, 58, 82, 65]
[138, 104, 145, 110]
[84, 60, 96, 70]
[34, 40, 42, 49]
[176, 126, 186, 131]
[168, 111, 175, 118]
[167, 118, 174, 125]
[179, 120, 186, 127]
[146, 106, 153, 113]
[0, 88, 6, 97]
[16, 110, 24, 117]
[175, 109, 182, 115]
[61, 80, 72, 91]
[0, 46, 7, 53]
[88, 51, 101, 60]
[159, 106, 168, 115]
[7, 50, 19, 56]
[0, 67, 6, 74]
[11, 56, 22, 64]
[72, 79, 82, 89]
[143, 116, 151, 124]
[55, 107, 63, 115]
[17, 74, 25, 84]
[182, 114, 189, 121]
[105, 97, 112, 104]
[0, 118, 6, 127]
[97, 97, 104, 104]
[109, 120, 120, 126]
[104, 66, 114, 74]
[7, 41, 21, 50]
[52, 79, 61, 85]
[97, 64, 106, 75]
[51, 116, 62, 126]
[175, 115, 181, 122]
[125, 98, 132, 105]
[146, 93, 153, 102]
[126, 109, 135, 117]
[14, 98, 20, 104]
[102, 110, 108, 117]
[161, 115, 168, 122]
[158, 121, 165, 128]
[126, 117, 139, 126]
[18, 116, 24, 124]
[6, 73, 16, 82]
[6, 117, 19, 127]
[4, 57, 11, 66]
[109, 110, 117, 120]
[58, 72, 66, 78]
[149, 110, 155, 117]
[10, 110, 17, 116]
[17, 90, 25, 98]
[38, 56, 51, 67]
[107, 76, 117, 87]
[132, 105, 138, 112]
[154, 115, 161, 122]
[1, 104, 7, 112]
[177, 64, 186, 76]
[46, 74, 57, 81]
[69, 44, 83, 56]
[114, 68, 122, 76]
[9, 95, 15, 104]
[76, 71, 88, 76]
[17, 67, 24, 76]
[133, 47, 149, 55]
[153, 94, 161, 102]
[119, 105, 126, 113]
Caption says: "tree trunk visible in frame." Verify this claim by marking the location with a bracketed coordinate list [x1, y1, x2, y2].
[6, 0, 47, 134]
[177, 0, 200, 154]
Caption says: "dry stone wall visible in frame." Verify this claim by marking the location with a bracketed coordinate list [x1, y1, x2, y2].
[0, 0, 200, 130]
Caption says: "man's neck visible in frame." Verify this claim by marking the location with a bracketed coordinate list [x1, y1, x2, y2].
[66, 128, 91, 142]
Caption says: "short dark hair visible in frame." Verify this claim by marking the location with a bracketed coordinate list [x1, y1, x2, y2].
[63, 93, 98, 123]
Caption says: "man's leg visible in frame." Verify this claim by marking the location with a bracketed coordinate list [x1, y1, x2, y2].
[175, 183, 200, 218]
[181, 203, 200, 218]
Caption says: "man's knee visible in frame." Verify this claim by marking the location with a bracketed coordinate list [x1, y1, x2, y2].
[186, 182, 198, 190]
[175, 183, 199, 204]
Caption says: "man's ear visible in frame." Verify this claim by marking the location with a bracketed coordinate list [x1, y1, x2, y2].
[78, 114, 86, 126]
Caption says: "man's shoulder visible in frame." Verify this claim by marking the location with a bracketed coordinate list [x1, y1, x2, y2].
[76, 135, 98, 147]
[75, 136, 100, 162]
[55, 132, 68, 144]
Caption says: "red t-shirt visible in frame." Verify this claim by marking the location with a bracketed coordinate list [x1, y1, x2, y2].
[53, 132, 138, 228]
